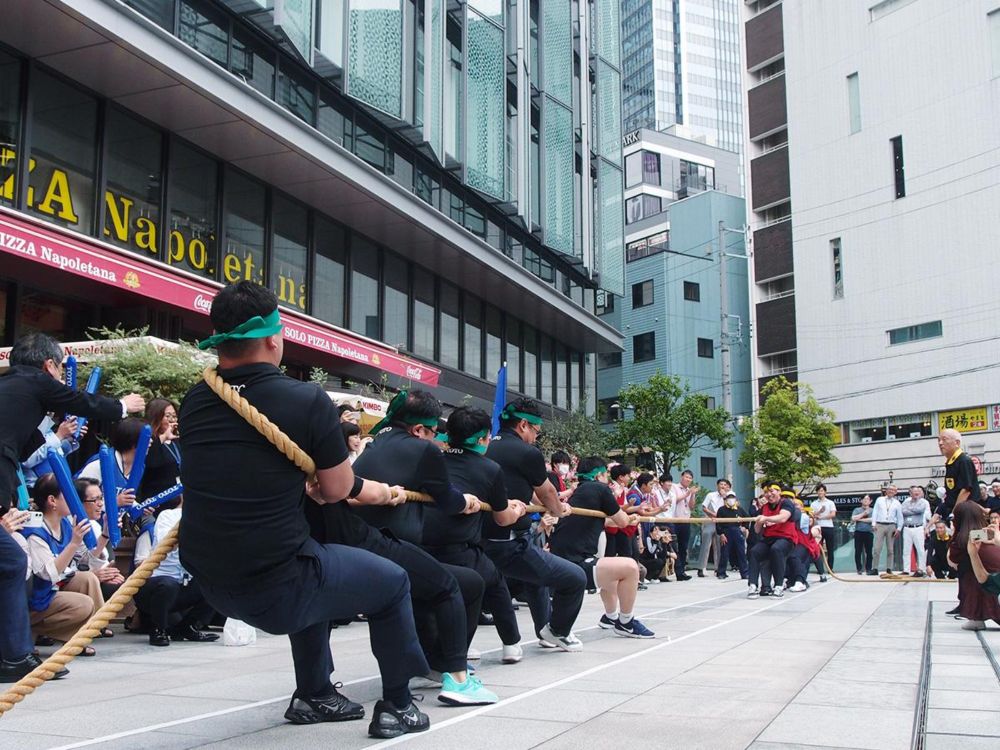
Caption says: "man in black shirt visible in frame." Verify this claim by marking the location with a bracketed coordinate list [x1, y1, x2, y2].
[483, 398, 586, 651]
[341, 391, 497, 707]
[180, 282, 429, 739]
[938, 428, 978, 520]
[0, 332, 144, 684]
[425, 407, 527, 664]
[925, 520, 955, 579]
[549, 457, 655, 639]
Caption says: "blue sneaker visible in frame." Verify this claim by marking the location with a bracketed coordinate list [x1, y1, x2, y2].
[438, 673, 499, 706]
[598, 614, 618, 630]
[613, 618, 655, 639]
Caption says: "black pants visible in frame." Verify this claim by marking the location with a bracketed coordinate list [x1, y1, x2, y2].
[819, 526, 836, 570]
[673, 524, 691, 575]
[638, 553, 666, 580]
[134, 577, 215, 631]
[0, 527, 32, 661]
[362, 532, 484, 674]
[483, 534, 585, 637]
[854, 530, 874, 572]
[785, 546, 817, 585]
[718, 527, 748, 578]
[426, 543, 520, 646]
[199, 538, 427, 702]
[748, 537, 793, 590]
[605, 532, 635, 559]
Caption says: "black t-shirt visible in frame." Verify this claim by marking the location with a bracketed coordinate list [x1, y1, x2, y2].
[943, 450, 978, 517]
[352, 426, 465, 544]
[140, 440, 181, 501]
[423, 448, 508, 547]
[549, 480, 620, 562]
[483, 427, 549, 538]
[178, 364, 348, 590]
[716, 505, 749, 523]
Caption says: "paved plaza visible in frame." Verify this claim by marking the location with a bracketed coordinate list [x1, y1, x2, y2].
[1, 576, 997, 750]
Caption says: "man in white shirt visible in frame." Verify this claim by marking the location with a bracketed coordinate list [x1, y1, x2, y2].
[900, 485, 931, 576]
[698, 478, 728, 578]
[672, 470, 699, 581]
[870, 485, 903, 574]
[811, 484, 837, 580]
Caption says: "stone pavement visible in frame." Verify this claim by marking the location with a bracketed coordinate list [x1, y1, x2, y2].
[1, 574, 997, 750]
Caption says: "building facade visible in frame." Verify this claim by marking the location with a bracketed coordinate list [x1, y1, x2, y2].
[622, 0, 743, 154]
[0, 0, 625, 415]
[741, 0, 1000, 503]
[598, 128, 752, 497]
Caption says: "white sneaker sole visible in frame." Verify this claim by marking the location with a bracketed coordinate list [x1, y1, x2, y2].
[437, 691, 499, 706]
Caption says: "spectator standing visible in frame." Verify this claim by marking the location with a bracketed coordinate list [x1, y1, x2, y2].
[900, 486, 932, 576]
[697, 478, 728, 578]
[715, 493, 749, 579]
[938, 428, 978, 519]
[871, 485, 903, 574]
[604, 465, 634, 558]
[811, 484, 837, 575]
[851, 495, 874, 575]
[672, 470, 699, 581]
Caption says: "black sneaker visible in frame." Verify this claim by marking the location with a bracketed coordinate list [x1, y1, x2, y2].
[676, 573, 692, 581]
[945, 606, 960, 615]
[0, 653, 68, 683]
[368, 698, 430, 738]
[284, 685, 365, 724]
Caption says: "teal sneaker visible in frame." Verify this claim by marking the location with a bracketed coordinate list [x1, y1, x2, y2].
[437, 673, 499, 706]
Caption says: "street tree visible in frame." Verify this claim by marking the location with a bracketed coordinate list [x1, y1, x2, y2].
[538, 403, 610, 460]
[612, 372, 733, 475]
[738, 376, 841, 495]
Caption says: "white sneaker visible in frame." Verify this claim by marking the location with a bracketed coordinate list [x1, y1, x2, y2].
[538, 624, 583, 652]
[789, 581, 807, 592]
[467, 647, 481, 661]
[501, 644, 523, 664]
[747, 584, 759, 599]
[961, 620, 986, 631]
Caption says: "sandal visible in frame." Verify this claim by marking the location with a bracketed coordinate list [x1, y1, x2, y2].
[80, 646, 96, 657]
[97, 628, 114, 639]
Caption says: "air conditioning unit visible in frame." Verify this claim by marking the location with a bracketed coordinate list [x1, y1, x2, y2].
[887, 434, 896, 440]
[909, 432, 922, 439]
[861, 437, 873, 443]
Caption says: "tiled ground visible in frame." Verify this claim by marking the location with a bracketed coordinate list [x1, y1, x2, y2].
[1, 571, 996, 750]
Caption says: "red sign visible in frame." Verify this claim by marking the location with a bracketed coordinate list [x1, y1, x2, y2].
[0, 209, 440, 386]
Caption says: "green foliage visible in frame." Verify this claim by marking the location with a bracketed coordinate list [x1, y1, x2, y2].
[309, 367, 331, 386]
[612, 372, 733, 474]
[81, 326, 212, 404]
[537, 404, 610, 460]
[738, 377, 841, 495]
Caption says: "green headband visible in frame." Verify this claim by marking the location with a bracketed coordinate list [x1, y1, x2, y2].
[459, 429, 489, 455]
[578, 466, 607, 481]
[371, 390, 440, 434]
[197, 308, 282, 351]
[502, 407, 543, 426]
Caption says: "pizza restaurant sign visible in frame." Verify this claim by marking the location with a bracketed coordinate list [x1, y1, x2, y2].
[0, 209, 440, 387]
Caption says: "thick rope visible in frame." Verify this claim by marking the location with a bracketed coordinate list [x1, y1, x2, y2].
[0, 525, 180, 717]
[818, 542, 956, 584]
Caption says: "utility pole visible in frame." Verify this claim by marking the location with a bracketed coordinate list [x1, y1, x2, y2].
[719, 220, 733, 482]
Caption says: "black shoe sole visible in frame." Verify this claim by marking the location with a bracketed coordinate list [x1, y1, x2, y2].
[368, 721, 430, 739]
[285, 708, 365, 724]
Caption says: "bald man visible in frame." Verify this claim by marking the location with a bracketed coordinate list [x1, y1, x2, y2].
[938, 429, 978, 520]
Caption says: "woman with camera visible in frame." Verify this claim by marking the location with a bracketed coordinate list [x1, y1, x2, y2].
[948, 502, 1000, 631]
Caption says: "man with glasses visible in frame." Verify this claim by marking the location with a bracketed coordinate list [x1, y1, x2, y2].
[483, 398, 586, 651]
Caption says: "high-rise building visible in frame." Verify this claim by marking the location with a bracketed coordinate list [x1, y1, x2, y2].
[597, 128, 751, 496]
[0, 0, 624, 416]
[741, 0, 1000, 500]
[622, 0, 743, 154]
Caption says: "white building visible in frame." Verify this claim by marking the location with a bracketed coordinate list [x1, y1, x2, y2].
[741, 0, 1000, 503]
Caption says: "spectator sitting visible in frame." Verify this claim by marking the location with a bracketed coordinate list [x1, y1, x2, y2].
[77, 417, 146, 504]
[341, 421, 370, 465]
[926, 520, 955, 579]
[640, 524, 677, 582]
[73, 478, 125, 603]
[132, 498, 219, 647]
[141, 398, 182, 501]
[21, 415, 86, 489]
[968, 529, 1000, 599]
[716, 492, 749, 580]
[14, 474, 107, 653]
[747, 484, 798, 599]
[986, 480, 1000, 514]
[947, 502, 1000, 631]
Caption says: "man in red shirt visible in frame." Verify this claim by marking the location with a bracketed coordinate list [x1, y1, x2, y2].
[747, 484, 799, 598]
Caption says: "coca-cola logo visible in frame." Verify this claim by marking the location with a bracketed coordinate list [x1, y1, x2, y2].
[406, 365, 424, 380]
[193, 294, 212, 313]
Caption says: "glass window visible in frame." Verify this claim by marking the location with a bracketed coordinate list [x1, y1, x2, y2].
[413, 266, 436, 359]
[523, 325, 538, 397]
[596, 62, 622, 165]
[440, 281, 460, 368]
[0, 52, 21, 209]
[624, 151, 641, 188]
[569, 350, 581, 409]
[355, 115, 387, 171]
[415, 164, 440, 208]
[103, 109, 163, 259]
[541, 0, 572, 104]
[232, 25, 276, 98]
[350, 236, 380, 339]
[891, 135, 905, 199]
[540, 335, 553, 404]
[700, 456, 718, 478]
[847, 72, 861, 134]
[444, 30, 463, 161]
[278, 60, 316, 125]
[465, 8, 505, 199]
[485, 305, 502, 382]
[542, 100, 574, 254]
[888, 320, 942, 345]
[555, 345, 568, 408]
[697, 337, 714, 358]
[124, 0, 175, 31]
[347, 0, 404, 118]
[631, 280, 653, 308]
[598, 161, 625, 296]
[28, 70, 98, 233]
[991, 9, 1000, 78]
[166, 140, 218, 279]
[505, 317, 521, 393]
[684, 281, 700, 302]
[317, 0, 346, 67]
[598, 352, 622, 369]
[318, 88, 353, 150]
[389, 148, 413, 190]
[221, 167, 264, 285]
[463, 295, 483, 377]
[831, 238, 844, 299]
[642, 151, 660, 185]
[424, 0, 445, 159]
[313, 216, 346, 327]
[179, 0, 229, 68]
[383, 251, 410, 349]
[270, 194, 308, 312]
[633, 332, 655, 363]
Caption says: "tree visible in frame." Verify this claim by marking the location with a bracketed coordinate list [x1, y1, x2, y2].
[80, 326, 212, 404]
[612, 372, 733, 475]
[537, 404, 610, 460]
[738, 377, 841, 495]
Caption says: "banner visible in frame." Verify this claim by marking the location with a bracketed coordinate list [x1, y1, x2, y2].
[938, 406, 987, 434]
[0, 209, 440, 386]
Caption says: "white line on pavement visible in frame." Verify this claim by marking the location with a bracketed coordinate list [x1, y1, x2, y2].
[42, 587, 747, 749]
